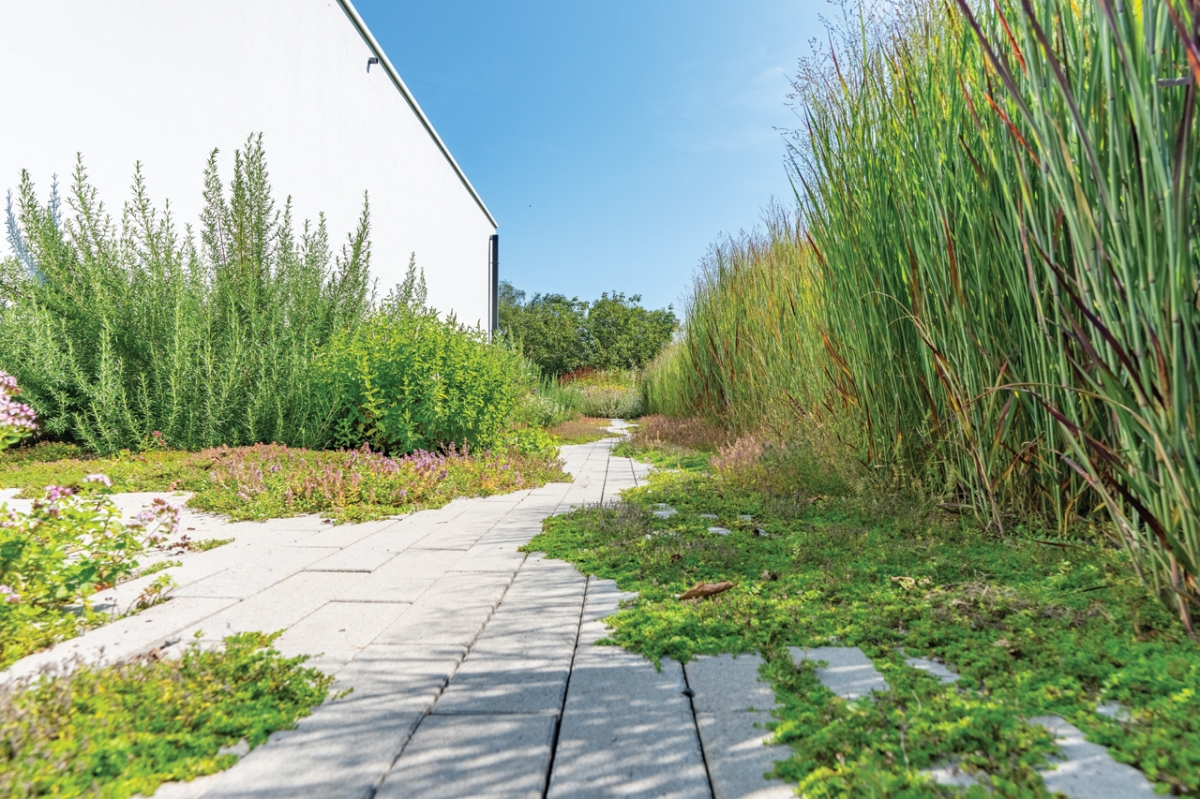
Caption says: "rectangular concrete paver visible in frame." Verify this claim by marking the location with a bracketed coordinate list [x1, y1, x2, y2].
[173, 546, 340, 598]
[305, 526, 429, 572]
[291, 518, 401, 548]
[198, 643, 466, 799]
[182, 571, 366, 641]
[433, 654, 572, 715]
[1033, 716, 1156, 798]
[547, 583, 711, 799]
[373, 571, 514, 648]
[334, 548, 466, 604]
[273, 600, 411, 673]
[686, 654, 791, 799]
[694, 712, 790, 799]
[788, 646, 889, 700]
[381, 715, 557, 799]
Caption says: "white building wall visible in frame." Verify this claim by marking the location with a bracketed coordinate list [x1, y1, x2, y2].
[0, 0, 495, 327]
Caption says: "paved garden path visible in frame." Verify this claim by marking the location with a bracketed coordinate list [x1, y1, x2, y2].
[7, 428, 1157, 797]
[4, 427, 786, 798]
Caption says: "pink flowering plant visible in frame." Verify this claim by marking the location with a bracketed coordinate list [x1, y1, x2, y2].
[0, 372, 37, 453]
[200, 441, 566, 523]
[0, 373, 178, 666]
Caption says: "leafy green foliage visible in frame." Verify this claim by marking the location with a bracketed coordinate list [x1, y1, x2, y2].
[1, 136, 371, 453]
[317, 267, 524, 454]
[528, 445, 1200, 795]
[0, 486, 177, 667]
[1, 442, 567, 525]
[0, 632, 332, 799]
[0, 376, 177, 666]
[499, 282, 675, 376]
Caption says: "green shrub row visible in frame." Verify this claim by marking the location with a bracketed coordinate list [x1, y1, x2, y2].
[1, 137, 522, 456]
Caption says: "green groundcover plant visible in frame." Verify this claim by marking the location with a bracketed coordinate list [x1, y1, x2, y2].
[0, 631, 332, 799]
[0, 441, 567, 525]
[529, 439, 1200, 796]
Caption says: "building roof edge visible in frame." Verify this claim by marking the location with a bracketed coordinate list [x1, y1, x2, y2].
[337, 0, 498, 229]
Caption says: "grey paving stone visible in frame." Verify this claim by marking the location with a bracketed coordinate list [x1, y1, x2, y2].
[181, 571, 365, 640]
[332, 642, 466, 698]
[172, 546, 340, 598]
[696, 711, 792, 799]
[1032, 715, 1156, 798]
[454, 542, 527, 572]
[305, 527, 429, 572]
[373, 571, 512, 646]
[906, 655, 960, 684]
[1096, 701, 1131, 721]
[685, 654, 776, 713]
[470, 605, 582, 654]
[273, 600, 411, 673]
[380, 714, 557, 799]
[292, 517, 401, 548]
[788, 646, 889, 700]
[686, 655, 789, 799]
[196, 690, 430, 799]
[581, 577, 637, 623]
[433, 654, 571, 715]
[373, 602, 495, 648]
[411, 521, 502, 550]
[547, 643, 711, 799]
[334, 548, 466, 604]
[501, 560, 587, 607]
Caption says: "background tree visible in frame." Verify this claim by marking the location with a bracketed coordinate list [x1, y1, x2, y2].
[499, 281, 676, 376]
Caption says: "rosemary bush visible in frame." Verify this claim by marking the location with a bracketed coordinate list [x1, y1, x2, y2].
[0, 135, 372, 452]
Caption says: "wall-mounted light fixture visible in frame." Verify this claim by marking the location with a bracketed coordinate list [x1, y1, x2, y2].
[367, 56, 380, 73]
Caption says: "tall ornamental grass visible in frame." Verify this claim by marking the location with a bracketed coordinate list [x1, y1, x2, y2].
[645, 0, 1200, 632]
[0, 135, 371, 452]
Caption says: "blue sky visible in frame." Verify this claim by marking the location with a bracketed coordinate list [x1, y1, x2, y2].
[353, 1, 826, 311]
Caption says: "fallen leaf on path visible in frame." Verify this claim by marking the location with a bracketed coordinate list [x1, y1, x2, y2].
[679, 581, 735, 601]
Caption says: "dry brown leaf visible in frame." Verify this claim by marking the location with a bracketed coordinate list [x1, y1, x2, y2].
[678, 581, 735, 601]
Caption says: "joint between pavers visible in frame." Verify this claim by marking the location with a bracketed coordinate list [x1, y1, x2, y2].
[679, 660, 718, 799]
[539, 566, 592, 799]
[373, 564, 526, 793]
[429, 708, 563, 717]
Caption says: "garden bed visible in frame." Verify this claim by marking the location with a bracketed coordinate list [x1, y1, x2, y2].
[0, 633, 331, 799]
[528, 439, 1200, 796]
[1, 441, 567, 524]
